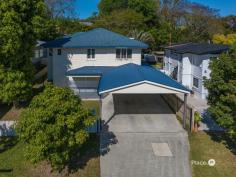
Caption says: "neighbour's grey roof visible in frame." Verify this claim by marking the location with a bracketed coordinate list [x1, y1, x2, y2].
[42, 28, 149, 49]
[163, 43, 229, 55]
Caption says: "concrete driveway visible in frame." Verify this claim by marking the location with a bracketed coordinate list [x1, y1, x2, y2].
[100, 94, 192, 177]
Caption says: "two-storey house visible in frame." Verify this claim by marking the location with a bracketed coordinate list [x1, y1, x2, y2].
[163, 43, 229, 99]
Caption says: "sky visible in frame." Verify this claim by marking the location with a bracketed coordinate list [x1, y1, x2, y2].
[76, 0, 236, 19]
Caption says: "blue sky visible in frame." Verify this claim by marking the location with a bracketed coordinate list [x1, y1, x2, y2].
[76, 0, 236, 19]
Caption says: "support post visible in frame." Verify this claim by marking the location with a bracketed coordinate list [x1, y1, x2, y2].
[183, 93, 188, 129]
[190, 108, 195, 132]
[98, 95, 102, 133]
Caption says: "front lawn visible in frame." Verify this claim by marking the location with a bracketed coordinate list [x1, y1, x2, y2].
[189, 132, 236, 177]
[0, 105, 24, 121]
[0, 135, 100, 177]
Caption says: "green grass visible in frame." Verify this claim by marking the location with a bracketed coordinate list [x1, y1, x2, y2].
[189, 132, 236, 177]
[0, 100, 100, 177]
[0, 138, 33, 177]
[0, 105, 24, 121]
[0, 135, 100, 177]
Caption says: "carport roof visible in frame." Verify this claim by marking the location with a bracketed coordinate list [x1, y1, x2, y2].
[98, 63, 190, 94]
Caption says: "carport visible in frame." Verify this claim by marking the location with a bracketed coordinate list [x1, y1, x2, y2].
[98, 64, 190, 131]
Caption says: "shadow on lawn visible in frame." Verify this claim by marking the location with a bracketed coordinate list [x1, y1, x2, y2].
[0, 137, 18, 153]
[67, 133, 101, 172]
[205, 131, 236, 155]
[0, 104, 12, 120]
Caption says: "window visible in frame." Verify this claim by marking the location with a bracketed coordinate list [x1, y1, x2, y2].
[40, 49, 44, 57]
[57, 49, 61, 55]
[49, 48, 53, 56]
[116, 48, 132, 59]
[193, 77, 199, 88]
[122, 49, 127, 58]
[87, 49, 95, 59]
[116, 49, 121, 59]
[127, 49, 132, 58]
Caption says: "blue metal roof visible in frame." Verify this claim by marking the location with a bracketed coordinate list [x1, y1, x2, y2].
[98, 63, 190, 94]
[66, 66, 114, 76]
[43, 28, 149, 49]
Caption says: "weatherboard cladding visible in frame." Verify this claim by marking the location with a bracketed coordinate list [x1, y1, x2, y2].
[43, 28, 149, 49]
[98, 63, 190, 94]
[164, 43, 229, 55]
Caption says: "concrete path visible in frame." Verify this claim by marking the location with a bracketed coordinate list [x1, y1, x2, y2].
[177, 94, 223, 132]
[100, 95, 192, 177]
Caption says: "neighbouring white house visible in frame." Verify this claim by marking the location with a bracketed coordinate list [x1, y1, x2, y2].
[32, 40, 47, 65]
[42, 28, 192, 131]
[163, 43, 229, 100]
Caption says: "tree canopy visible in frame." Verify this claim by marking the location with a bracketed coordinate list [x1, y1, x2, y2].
[16, 83, 96, 169]
[0, 0, 47, 105]
[94, 9, 146, 35]
[204, 46, 236, 138]
[213, 34, 236, 45]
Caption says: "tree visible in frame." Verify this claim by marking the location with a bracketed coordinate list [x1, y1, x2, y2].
[128, 29, 155, 46]
[204, 46, 236, 138]
[213, 34, 236, 45]
[16, 83, 96, 169]
[0, 0, 47, 105]
[150, 22, 184, 47]
[0, 66, 32, 107]
[98, 0, 128, 15]
[128, 0, 158, 25]
[183, 2, 224, 42]
[222, 15, 236, 33]
[94, 9, 146, 35]
[45, 0, 77, 18]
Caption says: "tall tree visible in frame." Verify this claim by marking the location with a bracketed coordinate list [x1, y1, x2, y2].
[128, 0, 158, 25]
[0, 0, 47, 105]
[222, 15, 236, 33]
[16, 83, 96, 169]
[45, 0, 76, 18]
[183, 2, 224, 42]
[98, 0, 128, 15]
[94, 9, 146, 35]
[204, 46, 236, 138]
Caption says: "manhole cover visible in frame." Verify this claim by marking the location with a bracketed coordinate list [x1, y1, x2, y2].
[151, 143, 173, 157]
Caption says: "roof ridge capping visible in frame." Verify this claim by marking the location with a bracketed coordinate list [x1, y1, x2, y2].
[43, 28, 149, 49]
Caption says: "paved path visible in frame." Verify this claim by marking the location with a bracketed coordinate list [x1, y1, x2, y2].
[177, 94, 223, 132]
[100, 95, 192, 177]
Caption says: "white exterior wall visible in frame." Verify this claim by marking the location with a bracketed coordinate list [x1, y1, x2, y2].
[101, 93, 115, 122]
[163, 49, 182, 82]
[51, 48, 142, 87]
[164, 49, 219, 100]
[182, 54, 192, 88]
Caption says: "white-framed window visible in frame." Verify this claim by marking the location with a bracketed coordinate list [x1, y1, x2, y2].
[87, 49, 95, 59]
[116, 48, 132, 59]
[193, 77, 199, 88]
